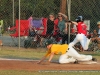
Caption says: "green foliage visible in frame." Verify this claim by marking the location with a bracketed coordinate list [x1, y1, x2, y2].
[71, 0, 100, 31]
[0, 0, 100, 32]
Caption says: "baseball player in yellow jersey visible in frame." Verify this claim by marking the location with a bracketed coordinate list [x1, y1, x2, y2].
[37, 40, 97, 64]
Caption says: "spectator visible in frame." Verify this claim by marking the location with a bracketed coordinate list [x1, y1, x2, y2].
[40, 14, 59, 46]
[89, 22, 100, 50]
[95, 21, 100, 48]
[28, 16, 33, 30]
[93, 30, 98, 37]
[91, 30, 98, 42]
[97, 21, 100, 38]
[42, 13, 58, 36]
[58, 13, 68, 44]
[46, 13, 55, 35]
[92, 22, 100, 42]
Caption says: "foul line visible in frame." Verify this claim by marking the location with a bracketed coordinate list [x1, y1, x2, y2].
[0, 58, 39, 61]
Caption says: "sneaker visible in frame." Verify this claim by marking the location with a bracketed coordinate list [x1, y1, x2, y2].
[74, 59, 78, 64]
[92, 58, 97, 61]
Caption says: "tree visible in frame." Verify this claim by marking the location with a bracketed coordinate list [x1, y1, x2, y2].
[0, 0, 100, 32]
[60, 0, 67, 14]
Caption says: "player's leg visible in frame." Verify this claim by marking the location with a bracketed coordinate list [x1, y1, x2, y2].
[67, 47, 81, 58]
[80, 35, 87, 50]
[79, 34, 91, 50]
[69, 34, 81, 48]
[59, 53, 76, 64]
[67, 47, 93, 61]
[85, 38, 91, 50]
[77, 54, 92, 61]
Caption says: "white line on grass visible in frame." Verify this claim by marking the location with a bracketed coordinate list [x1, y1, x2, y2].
[0, 58, 39, 61]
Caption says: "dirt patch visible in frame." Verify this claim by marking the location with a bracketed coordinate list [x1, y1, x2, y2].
[0, 60, 100, 71]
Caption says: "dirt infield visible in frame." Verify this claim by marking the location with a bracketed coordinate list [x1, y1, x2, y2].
[0, 60, 100, 71]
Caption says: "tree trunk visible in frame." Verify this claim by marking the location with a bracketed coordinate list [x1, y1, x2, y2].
[60, 0, 67, 14]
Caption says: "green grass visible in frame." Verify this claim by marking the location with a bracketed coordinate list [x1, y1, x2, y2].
[0, 70, 100, 75]
[0, 47, 100, 60]
[0, 47, 45, 59]
[0, 47, 61, 60]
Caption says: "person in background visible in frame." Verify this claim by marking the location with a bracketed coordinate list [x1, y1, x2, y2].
[97, 21, 100, 38]
[93, 30, 98, 37]
[58, 13, 68, 44]
[46, 13, 55, 35]
[42, 13, 58, 36]
[91, 21, 100, 43]
[91, 22, 100, 44]
[91, 30, 98, 42]
[41, 13, 58, 46]
[28, 16, 33, 30]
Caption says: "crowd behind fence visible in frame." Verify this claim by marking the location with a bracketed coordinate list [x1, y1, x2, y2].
[0, 0, 100, 51]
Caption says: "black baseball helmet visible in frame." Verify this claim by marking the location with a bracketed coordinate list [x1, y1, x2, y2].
[75, 16, 84, 22]
[45, 39, 53, 46]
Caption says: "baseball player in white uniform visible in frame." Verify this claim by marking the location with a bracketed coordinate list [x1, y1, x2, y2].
[68, 16, 90, 50]
[37, 39, 97, 64]
[59, 46, 96, 64]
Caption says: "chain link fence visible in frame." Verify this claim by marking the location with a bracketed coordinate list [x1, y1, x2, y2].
[0, 0, 100, 50]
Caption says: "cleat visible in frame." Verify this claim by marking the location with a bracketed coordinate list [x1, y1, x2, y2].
[92, 58, 97, 61]
[74, 59, 79, 64]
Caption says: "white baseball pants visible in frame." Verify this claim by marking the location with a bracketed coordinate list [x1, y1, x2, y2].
[69, 33, 90, 50]
[59, 47, 92, 64]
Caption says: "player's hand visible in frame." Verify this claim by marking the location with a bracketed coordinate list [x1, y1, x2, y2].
[58, 12, 63, 15]
[37, 61, 41, 64]
[68, 20, 72, 22]
[43, 61, 50, 65]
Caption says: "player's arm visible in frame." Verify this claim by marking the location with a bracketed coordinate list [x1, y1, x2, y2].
[48, 52, 55, 62]
[58, 12, 68, 20]
[71, 21, 78, 26]
[37, 49, 51, 64]
[37, 56, 47, 64]
[37, 52, 55, 64]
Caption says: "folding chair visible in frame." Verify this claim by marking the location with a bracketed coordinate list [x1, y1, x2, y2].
[29, 18, 43, 47]
[10, 20, 29, 46]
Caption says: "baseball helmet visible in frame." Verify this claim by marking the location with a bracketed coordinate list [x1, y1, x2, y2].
[97, 21, 100, 25]
[75, 16, 84, 22]
[45, 39, 53, 46]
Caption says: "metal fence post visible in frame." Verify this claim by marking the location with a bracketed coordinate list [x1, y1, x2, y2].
[13, 0, 14, 26]
[18, 0, 20, 49]
[67, 0, 71, 44]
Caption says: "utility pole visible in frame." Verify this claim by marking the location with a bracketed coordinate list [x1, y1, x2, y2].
[60, 0, 67, 14]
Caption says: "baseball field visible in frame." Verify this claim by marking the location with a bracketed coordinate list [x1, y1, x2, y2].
[0, 46, 100, 75]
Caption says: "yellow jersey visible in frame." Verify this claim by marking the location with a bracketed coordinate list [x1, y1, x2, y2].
[45, 44, 68, 57]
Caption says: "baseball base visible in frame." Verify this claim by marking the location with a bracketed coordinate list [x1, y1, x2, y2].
[79, 61, 97, 64]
